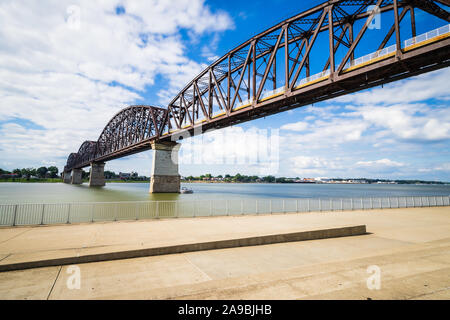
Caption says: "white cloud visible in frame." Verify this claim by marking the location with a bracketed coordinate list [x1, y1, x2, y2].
[178, 126, 280, 175]
[419, 163, 450, 173]
[356, 159, 405, 168]
[123, 0, 234, 35]
[349, 103, 450, 142]
[336, 68, 450, 105]
[0, 0, 233, 170]
[282, 118, 369, 149]
[280, 121, 309, 132]
[289, 156, 340, 176]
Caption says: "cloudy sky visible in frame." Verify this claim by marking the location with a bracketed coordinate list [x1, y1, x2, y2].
[0, 0, 449, 181]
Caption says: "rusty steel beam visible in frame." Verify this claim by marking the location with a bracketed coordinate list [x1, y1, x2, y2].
[64, 0, 450, 172]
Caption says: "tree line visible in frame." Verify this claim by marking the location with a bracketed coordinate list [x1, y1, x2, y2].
[0, 166, 59, 179]
[183, 174, 295, 183]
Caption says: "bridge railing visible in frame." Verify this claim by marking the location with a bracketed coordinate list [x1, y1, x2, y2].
[404, 24, 450, 48]
[295, 69, 331, 89]
[343, 24, 450, 72]
[260, 86, 286, 101]
[259, 24, 449, 95]
[0, 195, 449, 227]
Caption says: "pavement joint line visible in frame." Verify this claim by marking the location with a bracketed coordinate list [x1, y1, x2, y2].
[407, 286, 450, 300]
[0, 225, 367, 272]
[47, 266, 62, 300]
[182, 254, 213, 281]
[0, 228, 32, 245]
[0, 254, 11, 263]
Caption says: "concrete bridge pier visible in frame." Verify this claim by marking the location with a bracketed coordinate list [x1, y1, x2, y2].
[71, 169, 82, 185]
[150, 141, 181, 193]
[89, 162, 105, 187]
[63, 171, 71, 184]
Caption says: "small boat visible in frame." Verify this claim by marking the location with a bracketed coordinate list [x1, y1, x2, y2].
[180, 187, 194, 194]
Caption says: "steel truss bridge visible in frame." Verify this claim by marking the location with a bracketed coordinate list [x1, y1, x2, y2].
[64, 0, 450, 173]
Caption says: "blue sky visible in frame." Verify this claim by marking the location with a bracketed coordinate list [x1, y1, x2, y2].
[0, 0, 449, 181]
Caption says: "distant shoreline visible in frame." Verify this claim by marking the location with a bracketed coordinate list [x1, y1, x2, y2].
[1, 179, 448, 185]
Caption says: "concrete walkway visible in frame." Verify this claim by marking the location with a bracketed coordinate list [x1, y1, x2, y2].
[0, 207, 449, 299]
[0, 211, 369, 269]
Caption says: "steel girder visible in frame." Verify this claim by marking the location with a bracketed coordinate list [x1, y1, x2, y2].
[64, 0, 450, 172]
[65, 106, 167, 171]
[164, 0, 449, 138]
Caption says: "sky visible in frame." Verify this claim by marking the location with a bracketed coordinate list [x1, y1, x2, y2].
[0, 0, 449, 181]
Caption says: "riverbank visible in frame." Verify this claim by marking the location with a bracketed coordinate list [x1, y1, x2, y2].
[0, 178, 62, 183]
[0, 206, 449, 299]
[1, 182, 450, 205]
[1, 179, 448, 185]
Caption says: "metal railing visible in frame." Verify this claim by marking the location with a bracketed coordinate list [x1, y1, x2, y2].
[404, 24, 450, 48]
[344, 44, 397, 70]
[0, 195, 449, 227]
[344, 24, 450, 71]
[260, 86, 286, 100]
[296, 69, 331, 88]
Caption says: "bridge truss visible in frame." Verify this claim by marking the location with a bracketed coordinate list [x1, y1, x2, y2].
[64, 0, 450, 172]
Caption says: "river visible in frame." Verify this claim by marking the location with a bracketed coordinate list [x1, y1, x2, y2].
[0, 182, 449, 204]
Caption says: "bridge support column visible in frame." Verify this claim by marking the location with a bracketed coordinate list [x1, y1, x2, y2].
[150, 141, 181, 193]
[71, 169, 82, 185]
[89, 162, 105, 187]
[63, 171, 71, 184]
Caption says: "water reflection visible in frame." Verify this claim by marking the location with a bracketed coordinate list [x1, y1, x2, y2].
[0, 182, 449, 204]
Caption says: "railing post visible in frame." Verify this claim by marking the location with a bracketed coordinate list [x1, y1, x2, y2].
[114, 203, 118, 221]
[136, 203, 139, 220]
[379, 198, 382, 208]
[255, 199, 258, 215]
[370, 197, 373, 209]
[319, 199, 322, 212]
[40, 204, 45, 225]
[307, 199, 310, 212]
[351, 198, 353, 210]
[210, 200, 213, 216]
[156, 201, 160, 218]
[13, 204, 18, 227]
[341, 198, 343, 211]
[174, 202, 178, 218]
[296, 199, 299, 213]
[282, 200, 286, 213]
[241, 200, 244, 215]
[91, 203, 94, 222]
[412, 196, 416, 208]
[67, 204, 71, 224]
[388, 197, 391, 208]
[361, 198, 363, 210]
[270, 200, 273, 214]
[226, 200, 229, 216]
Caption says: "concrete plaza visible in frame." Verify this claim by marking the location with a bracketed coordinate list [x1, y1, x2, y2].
[0, 206, 449, 299]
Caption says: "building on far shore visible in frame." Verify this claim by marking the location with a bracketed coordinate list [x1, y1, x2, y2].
[119, 172, 131, 179]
